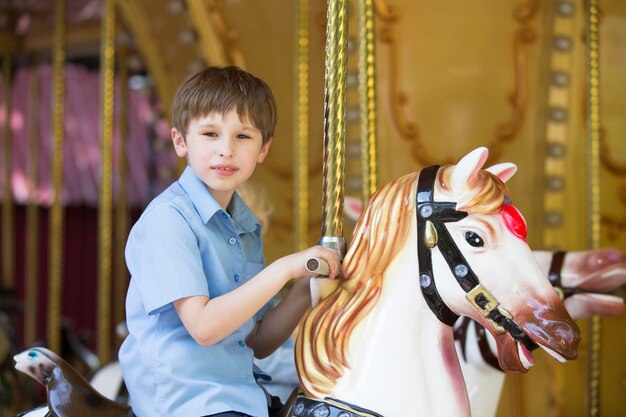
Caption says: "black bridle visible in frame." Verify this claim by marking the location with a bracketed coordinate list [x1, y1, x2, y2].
[416, 165, 538, 352]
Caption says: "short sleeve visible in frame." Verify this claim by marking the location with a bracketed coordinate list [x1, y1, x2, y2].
[126, 203, 209, 314]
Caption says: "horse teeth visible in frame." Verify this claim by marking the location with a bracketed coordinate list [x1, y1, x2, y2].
[601, 267, 626, 279]
[517, 342, 534, 369]
[541, 345, 567, 363]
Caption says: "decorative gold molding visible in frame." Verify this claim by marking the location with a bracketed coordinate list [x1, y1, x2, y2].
[115, 0, 176, 115]
[599, 128, 626, 177]
[601, 182, 626, 240]
[375, 0, 538, 165]
[186, 0, 232, 67]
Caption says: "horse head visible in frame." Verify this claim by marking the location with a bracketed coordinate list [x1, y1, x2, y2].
[428, 147, 580, 372]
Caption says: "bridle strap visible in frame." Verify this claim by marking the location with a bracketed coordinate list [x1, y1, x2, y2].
[416, 165, 538, 352]
[417, 165, 460, 326]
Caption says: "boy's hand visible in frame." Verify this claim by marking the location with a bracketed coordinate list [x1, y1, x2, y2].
[279, 245, 341, 282]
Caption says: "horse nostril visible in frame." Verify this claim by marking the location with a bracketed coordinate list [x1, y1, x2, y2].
[554, 322, 581, 347]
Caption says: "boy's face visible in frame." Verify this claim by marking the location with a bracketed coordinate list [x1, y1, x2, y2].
[171, 110, 272, 209]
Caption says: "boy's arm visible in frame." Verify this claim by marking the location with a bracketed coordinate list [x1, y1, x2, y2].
[173, 246, 340, 348]
[245, 277, 312, 358]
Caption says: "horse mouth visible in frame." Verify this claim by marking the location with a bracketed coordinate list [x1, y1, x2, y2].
[516, 341, 568, 370]
[490, 312, 580, 373]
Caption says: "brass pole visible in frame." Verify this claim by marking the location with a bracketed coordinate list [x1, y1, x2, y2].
[320, 0, 348, 255]
[358, 0, 378, 201]
[114, 46, 129, 348]
[97, 0, 116, 363]
[47, 0, 67, 354]
[294, 0, 310, 251]
[1, 54, 14, 290]
[25, 61, 41, 346]
[585, 0, 602, 416]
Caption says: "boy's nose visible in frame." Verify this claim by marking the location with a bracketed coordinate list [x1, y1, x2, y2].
[218, 139, 234, 157]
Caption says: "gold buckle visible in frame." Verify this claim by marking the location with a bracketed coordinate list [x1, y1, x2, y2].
[554, 286, 565, 301]
[491, 307, 512, 333]
[466, 285, 499, 317]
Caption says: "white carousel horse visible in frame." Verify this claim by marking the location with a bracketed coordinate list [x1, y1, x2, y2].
[456, 248, 626, 417]
[345, 197, 626, 417]
[293, 147, 580, 417]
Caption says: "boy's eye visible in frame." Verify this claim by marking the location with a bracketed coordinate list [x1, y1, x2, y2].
[203, 131, 217, 137]
[237, 134, 251, 139]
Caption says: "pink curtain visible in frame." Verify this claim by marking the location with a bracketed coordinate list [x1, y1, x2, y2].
[0, 63, 176, 208]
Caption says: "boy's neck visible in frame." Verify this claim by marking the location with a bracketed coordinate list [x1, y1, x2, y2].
[208, 188, 234, 212]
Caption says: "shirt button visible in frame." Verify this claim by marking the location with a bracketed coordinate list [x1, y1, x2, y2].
[228, 237, 237, 245]
[234, 274, 239, 282]
[221, 212, 228, 220]
[238, 340, 245, 347]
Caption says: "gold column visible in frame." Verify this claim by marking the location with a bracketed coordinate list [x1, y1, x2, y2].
[1, 54, 14, 290]
[320, 0, 348, 255]
[294, 0, 309, 251]
[585, 1, 602, 416]
[47, 0, 67, 354]
[358, 0, 378, 201]
[25, 61, 41, 346]
[114, 47, 129, 346]
[97, 0, 116, 363]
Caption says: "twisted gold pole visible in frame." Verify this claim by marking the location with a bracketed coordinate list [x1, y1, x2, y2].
[585, 1, 602, 416]
[358, 0, 378, 201]
[47, 0, 67, 354]
[321, 0, 348, 255]
[1, 54, 14, 291]
[114, 46, 129, 349]
[294, 0, 310, 251]
[97, 0, 116, 363]
[25, 61, 41, 346]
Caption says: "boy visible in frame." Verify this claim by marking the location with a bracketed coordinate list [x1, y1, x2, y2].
[119, 66, 341, 417]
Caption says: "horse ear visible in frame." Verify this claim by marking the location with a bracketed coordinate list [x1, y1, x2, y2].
[450, 147, 489, 189]
[486, 163, 517, 183]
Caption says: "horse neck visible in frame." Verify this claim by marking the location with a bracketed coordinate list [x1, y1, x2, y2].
[331, 235, 471, 417]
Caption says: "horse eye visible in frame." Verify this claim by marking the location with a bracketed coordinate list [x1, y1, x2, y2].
[465, 231, 484, 247]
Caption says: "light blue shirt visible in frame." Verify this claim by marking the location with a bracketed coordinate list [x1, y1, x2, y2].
[119, 166, 271, 417]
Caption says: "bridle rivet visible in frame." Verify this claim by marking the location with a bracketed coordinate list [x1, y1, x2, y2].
[419, 205, 433, 218]
[312, 404, 330, 417]
[294, 403, 305, 416]
[454, 264, 468, 278]
[419, 274, 432, 288]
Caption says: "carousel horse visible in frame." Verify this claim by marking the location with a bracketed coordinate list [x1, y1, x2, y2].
[13, 347, 132, 417]
[344, 197, 626, 416]
[456, 248, 626, 417]
[293, 147, 580, 417]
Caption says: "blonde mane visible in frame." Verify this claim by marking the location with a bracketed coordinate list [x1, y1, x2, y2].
[295, 165, 510, 397]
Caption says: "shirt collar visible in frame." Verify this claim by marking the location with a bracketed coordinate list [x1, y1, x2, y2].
[178, 166, 260, 233]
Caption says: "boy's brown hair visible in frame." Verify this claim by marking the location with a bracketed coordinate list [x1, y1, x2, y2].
[171, 66, 277, 144]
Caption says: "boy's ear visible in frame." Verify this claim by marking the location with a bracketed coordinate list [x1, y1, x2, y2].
[171, 128, 188, 158]
[257, 137, 273, 163]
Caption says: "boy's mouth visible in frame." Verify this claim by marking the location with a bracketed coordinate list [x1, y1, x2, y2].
[212, 165, 239, 176]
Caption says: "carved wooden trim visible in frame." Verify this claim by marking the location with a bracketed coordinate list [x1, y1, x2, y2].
[375, 0, 538, 165]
